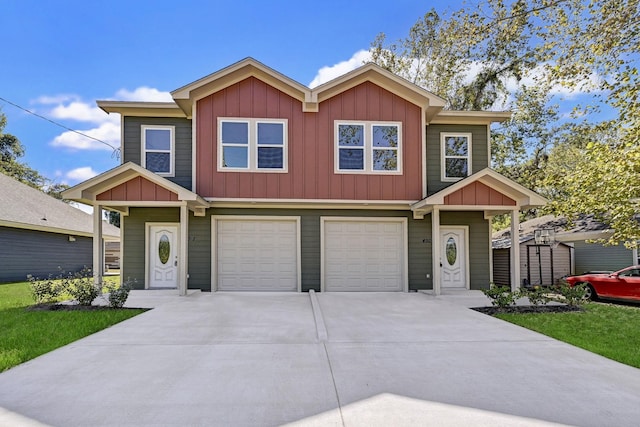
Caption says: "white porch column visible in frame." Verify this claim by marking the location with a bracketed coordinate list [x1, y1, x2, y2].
[93, 204, 103, 285]
[432, 207, 441, 295]
[179, 204, 189, 296]
[510, 209, 520, 291]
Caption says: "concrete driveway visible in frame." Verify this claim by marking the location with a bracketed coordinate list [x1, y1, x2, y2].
[1, 291, 640, 427]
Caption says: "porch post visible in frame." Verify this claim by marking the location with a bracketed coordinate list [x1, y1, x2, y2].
[510, 209, 520, 291]
[432, 207, 441, 295]
[179, 204, 189, 296]
[93, 204, 103, 285]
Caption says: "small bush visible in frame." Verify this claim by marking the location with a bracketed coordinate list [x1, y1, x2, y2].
[482, 284, 519, 308]
[522, 286, 551, 306]
[104, 279, 134, 308]
[550, 281, 588, 307]
[64, 268, 100, 306]
[28, 274, 64, 304]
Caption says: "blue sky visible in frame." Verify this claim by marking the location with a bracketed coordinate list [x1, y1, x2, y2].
[1, 0, 607, 189]
[2, 0, 463, 186]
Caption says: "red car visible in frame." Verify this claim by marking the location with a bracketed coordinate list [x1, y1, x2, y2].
[565, 265, 640, 302]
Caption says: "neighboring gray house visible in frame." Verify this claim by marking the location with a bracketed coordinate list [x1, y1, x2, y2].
[0, 173, 120, 283]
[493, 214, 639, 287]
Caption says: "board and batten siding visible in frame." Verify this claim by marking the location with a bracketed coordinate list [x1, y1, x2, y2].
[196, 77, 424, 201]
[441, 211, 491, 290]
[573, 241, 634, 274]
[0, 226, 92, 283]
[123, 117, 193, 190]
[426, 124, 490, 196]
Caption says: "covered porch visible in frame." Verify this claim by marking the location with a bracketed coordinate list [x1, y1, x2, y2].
[62, 162, 208, 295]
[412, 168, 547, 294]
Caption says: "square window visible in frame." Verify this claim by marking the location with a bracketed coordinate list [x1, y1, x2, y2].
[219, 118, 287, 172]
[336, 122, 401, 174]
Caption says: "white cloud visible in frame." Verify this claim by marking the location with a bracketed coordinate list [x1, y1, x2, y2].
[50, 101, 119, 124]
[114, 86, 173, 102]
[51, 122, 120, 151]
[66, 166, 99, 181]
[309, 50, 372, 88]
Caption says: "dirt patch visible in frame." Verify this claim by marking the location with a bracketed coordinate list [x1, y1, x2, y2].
[473, 305, 585, 316]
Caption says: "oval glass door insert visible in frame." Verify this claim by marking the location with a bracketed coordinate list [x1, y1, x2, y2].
[446, 237, 457, 266]
[158, 234, 170, 264]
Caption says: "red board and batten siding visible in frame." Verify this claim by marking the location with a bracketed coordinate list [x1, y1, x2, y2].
[444, 182, 516, 206]
[96, 177, 179, 202]
[196, 77, 423, 201]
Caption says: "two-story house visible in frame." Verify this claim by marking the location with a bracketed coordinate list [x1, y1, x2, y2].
[63, 58, 545, 295]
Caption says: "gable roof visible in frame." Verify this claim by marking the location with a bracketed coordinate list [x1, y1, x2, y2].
[0, 173, 119, 238]
[492, 214, 613, 249]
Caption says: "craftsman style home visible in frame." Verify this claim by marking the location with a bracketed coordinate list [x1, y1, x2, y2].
[63, 58, 545, 294]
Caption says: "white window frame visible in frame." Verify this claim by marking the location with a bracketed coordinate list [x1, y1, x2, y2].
[141, 125, 175, 177]
[441, 132, 472, 182]
[334, 121, 402, 174]
[218, 118, 288, 173]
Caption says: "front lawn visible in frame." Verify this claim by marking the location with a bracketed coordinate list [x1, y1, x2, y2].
[496, 302, 640, 369]
[0, 281, 145, 372]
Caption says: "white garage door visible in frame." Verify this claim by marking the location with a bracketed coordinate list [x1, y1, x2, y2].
[323, 218, 406, 291]
[215, 217, 299, 291]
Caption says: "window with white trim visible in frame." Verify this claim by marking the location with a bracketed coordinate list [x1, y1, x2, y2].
[336, 122, 401, 173]
[441, 133, 472, 180]
[219, 118, 287, 172]
[142, 125, 175, 176]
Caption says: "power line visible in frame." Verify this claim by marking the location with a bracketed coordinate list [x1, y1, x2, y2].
[0, 96, 120, 158]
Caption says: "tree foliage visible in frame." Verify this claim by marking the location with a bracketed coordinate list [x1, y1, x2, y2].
[0, 110, 70, 201]
[371, 0, 640, 245]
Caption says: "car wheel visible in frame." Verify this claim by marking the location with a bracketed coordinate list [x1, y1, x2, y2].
[582, 283, 597, 301]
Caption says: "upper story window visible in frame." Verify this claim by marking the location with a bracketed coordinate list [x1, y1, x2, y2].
[441, 132, 472, 181]
[335, 121, 401, 174]
[219, 118, 287, 172]
[142, 125, 175, 176]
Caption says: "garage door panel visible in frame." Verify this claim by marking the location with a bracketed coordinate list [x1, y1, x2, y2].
[216, 218, 298, 291]
[323, 219, 405, 292]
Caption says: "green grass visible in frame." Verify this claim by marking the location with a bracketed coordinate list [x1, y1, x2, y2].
[497, 302, 640, 368]
[0, 280, 145, 372]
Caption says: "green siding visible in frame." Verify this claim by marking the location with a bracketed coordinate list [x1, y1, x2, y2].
[441, 211, 491, 290]
[426, 124, 490, 195]
[573, 241, 634, 274]
[123, 208, 180, 289]
[123, 117, 193, 190]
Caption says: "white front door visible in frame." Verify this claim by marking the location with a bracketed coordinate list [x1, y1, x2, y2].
[441, 227, 468, 289]
[148, 224, 179, 289]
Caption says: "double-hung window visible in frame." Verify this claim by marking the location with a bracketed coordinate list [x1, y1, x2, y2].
[142, 125, 174, 176]
[219, 118, 287, 172]
[441, 133, 472, 181]
[336, 121, 401, 173]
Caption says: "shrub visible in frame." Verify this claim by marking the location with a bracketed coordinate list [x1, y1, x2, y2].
[64, 268, 100, 306]
[482, 284, 519, 308]
[28, 274, 64, 304]
[550, 281, 588, 307]
[104, 279, 134, 309]
[522, 285, 551, 306]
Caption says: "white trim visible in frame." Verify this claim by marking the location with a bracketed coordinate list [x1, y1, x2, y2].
[319, 216, 408, 292]
[432, 208, 441, 295]
[211, 215, 302, 292]
[440, 225, 470, 290]
[192, 100, 197, 193]
[217, 118, 288, 173]
[334, 121, 402, 174]
[145, 222, 180, 290]
[441, 132, 472, 182]
[488, 216, 494, 284]
[119, 214, 125, 286]
[141, 125, 175, 177]
[206, 198, 415, 210]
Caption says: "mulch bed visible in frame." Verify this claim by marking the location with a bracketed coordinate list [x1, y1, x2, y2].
[27, 303, 146, 312]
[473, 305, 585, 316]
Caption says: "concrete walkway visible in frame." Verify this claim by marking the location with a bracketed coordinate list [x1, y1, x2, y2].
[1, 290, 640, 426]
